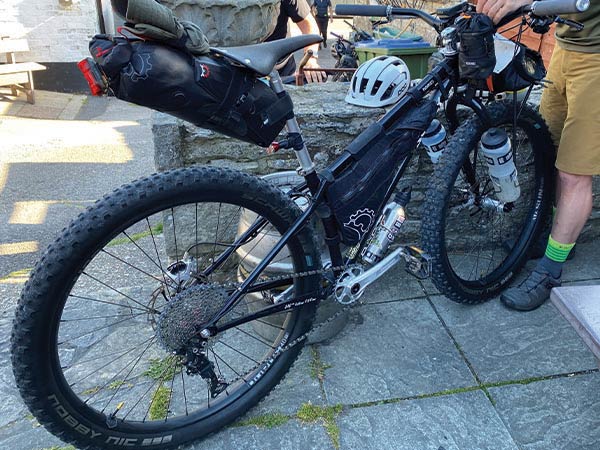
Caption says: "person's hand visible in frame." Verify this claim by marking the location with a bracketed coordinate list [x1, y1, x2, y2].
[476, 0, 532, 24]
[303, 58, 327, 83]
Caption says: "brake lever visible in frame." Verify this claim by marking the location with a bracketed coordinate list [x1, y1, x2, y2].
[555, 16, 584, 31]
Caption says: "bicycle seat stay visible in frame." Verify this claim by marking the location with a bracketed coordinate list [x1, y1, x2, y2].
[211, 34, 323, 76]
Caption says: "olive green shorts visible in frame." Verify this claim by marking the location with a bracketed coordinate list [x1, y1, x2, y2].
[539, 45, 600, 175]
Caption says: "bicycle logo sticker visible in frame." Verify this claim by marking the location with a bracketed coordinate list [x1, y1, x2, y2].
[344, 208, 376, 242]
[123, 53, 153, 83]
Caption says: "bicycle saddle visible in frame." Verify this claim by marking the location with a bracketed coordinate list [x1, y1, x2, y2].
[436, 1, 468, 19]
[211, 34, 323, 76]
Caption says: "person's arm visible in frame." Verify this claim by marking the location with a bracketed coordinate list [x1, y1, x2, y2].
[476, 0, 533, 23]
[295, 15, 327, 83]
[328, 1, 333, 21]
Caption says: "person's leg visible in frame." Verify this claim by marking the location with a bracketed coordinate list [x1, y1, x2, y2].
[531, 171, 592, 281]
[316, 16, 328, 45]
[321, 17, 329, 46]
[501, 48, 600, 311]
[551, 171, 593, 244]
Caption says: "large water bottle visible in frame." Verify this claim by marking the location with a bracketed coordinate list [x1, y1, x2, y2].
[480, 128, 520, 203]
[421, 119, 447, 164]
[361, 188, 411, 265]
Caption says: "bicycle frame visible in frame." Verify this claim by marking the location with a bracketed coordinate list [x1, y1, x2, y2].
[200, 4, 551, 335]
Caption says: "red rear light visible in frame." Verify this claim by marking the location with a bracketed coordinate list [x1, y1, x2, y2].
[77, 58, 107, 96]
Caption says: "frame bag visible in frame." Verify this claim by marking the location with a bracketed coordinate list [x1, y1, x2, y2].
[327, 100, 437, 246]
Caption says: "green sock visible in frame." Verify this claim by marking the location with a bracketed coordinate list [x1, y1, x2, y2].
[545, 235, 575, 263]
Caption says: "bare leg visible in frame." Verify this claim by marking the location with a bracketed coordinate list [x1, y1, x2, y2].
[551, 170, 593, 243]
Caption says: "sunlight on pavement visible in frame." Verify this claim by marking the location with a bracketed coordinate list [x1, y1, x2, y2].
[0, 241, 39, 256]
[9, 201, 52, 224]
[0, 163, 8, 194]
[0, 268, 31, 284]
[0, 118, 137, 163]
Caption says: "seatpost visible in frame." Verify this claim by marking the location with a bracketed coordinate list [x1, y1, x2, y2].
[268, 70, 316, 178]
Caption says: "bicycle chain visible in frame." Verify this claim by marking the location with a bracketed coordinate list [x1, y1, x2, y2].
[203, 263, 363, 387]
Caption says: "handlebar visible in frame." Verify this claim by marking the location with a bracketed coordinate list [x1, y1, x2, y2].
[335, 4, 442, 29]
[529, 0, 589, 16]
[335, 0, 589, 31]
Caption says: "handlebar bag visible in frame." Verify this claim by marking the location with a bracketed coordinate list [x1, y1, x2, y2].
[88, 35, 293, 147]
[326, 100, 437, 246]
[457, 13, 496, 80]
[491, 46, 546, 93]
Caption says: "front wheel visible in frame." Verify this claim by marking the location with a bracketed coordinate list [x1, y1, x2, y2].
[11, 167, 321, 449]
[422, 101, 555, 303]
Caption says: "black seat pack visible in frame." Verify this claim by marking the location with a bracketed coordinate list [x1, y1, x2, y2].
[87, 35, 293, 147]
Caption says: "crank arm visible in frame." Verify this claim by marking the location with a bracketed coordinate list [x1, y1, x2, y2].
[342, 245, 433, 298]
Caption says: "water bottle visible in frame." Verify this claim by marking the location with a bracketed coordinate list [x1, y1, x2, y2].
[421, 119, 447, 164]
[361, 188, 411, 265]
[480, 128, 520, 203]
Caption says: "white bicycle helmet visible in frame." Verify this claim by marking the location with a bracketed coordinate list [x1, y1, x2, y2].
[345, 56, 411, 107]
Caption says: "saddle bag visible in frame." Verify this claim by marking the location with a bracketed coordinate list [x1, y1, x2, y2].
[326, 100, 437, 246]
[84, 35, 293, 147]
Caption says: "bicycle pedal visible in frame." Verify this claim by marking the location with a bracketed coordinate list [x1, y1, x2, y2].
[402, 246, 432, 280]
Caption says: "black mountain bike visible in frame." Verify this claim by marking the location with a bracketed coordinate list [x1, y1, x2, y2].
[11, 1, 587, 449]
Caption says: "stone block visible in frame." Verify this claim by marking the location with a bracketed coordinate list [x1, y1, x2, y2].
[551, 285, 600, 361]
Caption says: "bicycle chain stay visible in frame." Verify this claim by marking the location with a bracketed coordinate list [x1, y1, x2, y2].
[169, 262, 361, 389]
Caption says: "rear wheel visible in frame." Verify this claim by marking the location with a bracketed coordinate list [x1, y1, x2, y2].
[422, 101, 555, 303]
[11, 167, 321, 449]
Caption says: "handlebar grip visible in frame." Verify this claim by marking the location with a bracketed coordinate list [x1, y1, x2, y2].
[335, 4, 389, 17]
[530, 0, 589, 16]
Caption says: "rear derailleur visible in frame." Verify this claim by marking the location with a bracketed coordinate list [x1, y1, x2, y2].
[182, 338, 228, 398]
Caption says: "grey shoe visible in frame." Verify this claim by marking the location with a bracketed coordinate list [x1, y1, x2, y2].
[500, 268, 561, 311]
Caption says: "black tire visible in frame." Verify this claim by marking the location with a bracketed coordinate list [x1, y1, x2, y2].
[11, 166, 321, 449]
[422, 101, 555, 303]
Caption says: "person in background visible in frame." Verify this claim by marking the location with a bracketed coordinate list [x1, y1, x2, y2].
[477, 0, 600, 310]
[312, 0, 333, 47]
[266, 0, 327, 83]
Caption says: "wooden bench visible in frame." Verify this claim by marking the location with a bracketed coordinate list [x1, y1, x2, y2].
[551, 285, 600, 367]
[0, 38, 46, 104]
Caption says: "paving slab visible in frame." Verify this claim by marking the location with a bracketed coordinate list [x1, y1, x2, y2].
[320, 299, 476, 405]
[0, 419, 65, 450]
[187, 419, 334, 450]
[338, 390, 519, 450]
[430, 294, 598, 383]
[245, 346, 326, 418]
[361, 264, 429, 303]
[560, 239, 600, 282]
[489, 372, 600, 450]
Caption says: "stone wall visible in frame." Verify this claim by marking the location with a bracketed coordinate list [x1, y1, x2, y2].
[153, 83, 600, 251]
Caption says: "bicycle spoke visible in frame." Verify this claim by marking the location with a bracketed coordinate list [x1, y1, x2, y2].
[80, 272, 156, 313]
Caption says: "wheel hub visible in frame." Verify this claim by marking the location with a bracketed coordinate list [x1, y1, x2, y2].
[156, 284, 230, 352]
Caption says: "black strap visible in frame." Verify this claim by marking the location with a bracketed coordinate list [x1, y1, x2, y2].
[261, 92, 294, 126]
